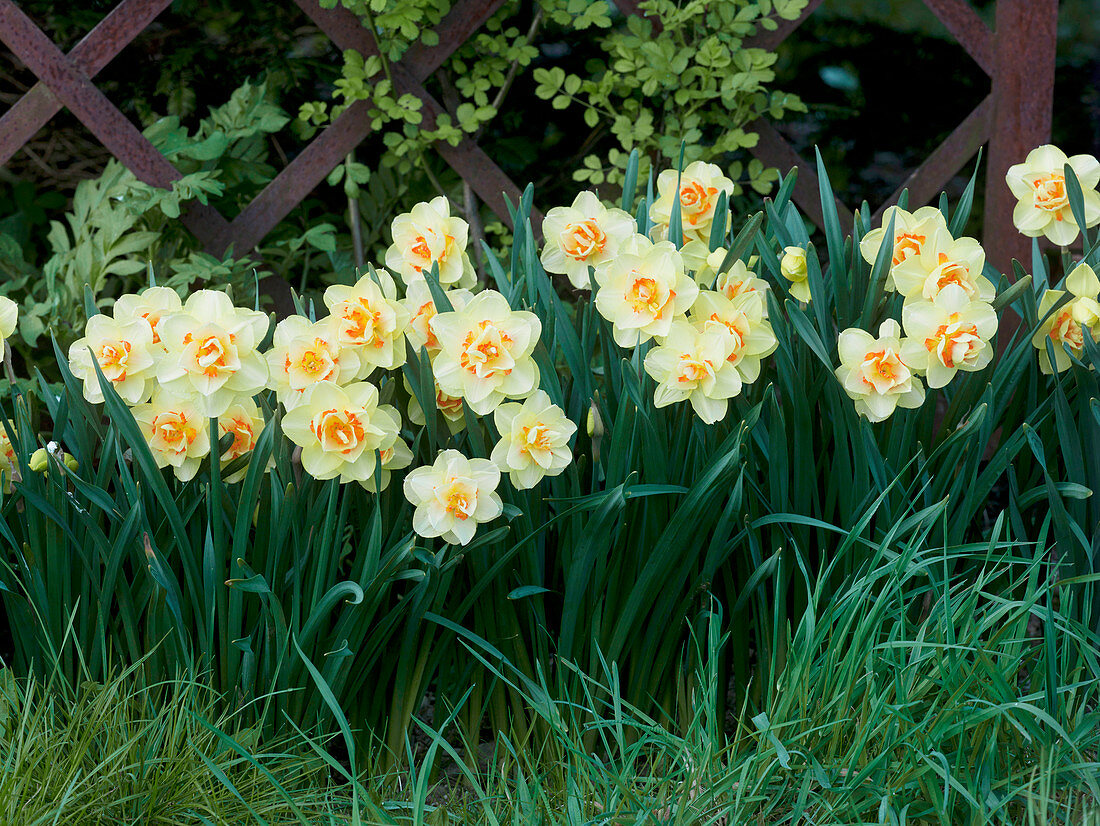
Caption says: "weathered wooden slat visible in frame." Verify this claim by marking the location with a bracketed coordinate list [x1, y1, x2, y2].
[923, 0, 994, 76]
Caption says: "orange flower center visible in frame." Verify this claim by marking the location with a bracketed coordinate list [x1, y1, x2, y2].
[1051, 310, 1084, 350]
[627, 276, 672, 316]
[445, 485, 473, 520]
[924, 314, 980, 368]
[97, 340, 132, 380]
[679, 181, 718, 224]
[1032, 172, 1068, 213]
[151, 412, 197, 454]
[310, 408, 366, 454]
[677, 354, 714, 384]
[934, 254, 971, 292]
[520, 423, 551, 453]
[459, 320, 513, 378]
[342, 299, 382, 343]
[892, 232, 926, 266]
[561, 219, 607, 261]
[225, 418, 255, 457]
[141, 311, 162, 344]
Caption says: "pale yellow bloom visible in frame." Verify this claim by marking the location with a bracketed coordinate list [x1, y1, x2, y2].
[28, 447, 49, 474]
[0, 295, 18, 349]
[780, 246, 811, 303]
[281, 381, 399, 484]
[690, 290, 777, 384]
[429, 290, 542, 416]
[1031, 261, 1100, 374]
[401, 279, 474, 353]
[593, 235, 698, 348]
[113, 286, 182, 351]
[1006, 144, 1100, 246]
[405, 375, 467, 433]
[218, 396, 270, 484]
[490, 390, 576, 489]
[650, 161, 735, 246]
[644, 319, 741, 424]
[323, 268, 409, 378]
[715, 260, 770, 316]
[403, 449, 503, 546]
[900, 284, 997, 388]
[859, 206, 948, 291]
[541, 191, 636, 289]
[385, 196, 476, 289]
[157, 290, 269, 417]
[835, 319, 925, 422]
[266, 316, 361, 411]
[132, 391, 212, 482]
[68, 314, 157, 405]
[890, 229, 995, 304]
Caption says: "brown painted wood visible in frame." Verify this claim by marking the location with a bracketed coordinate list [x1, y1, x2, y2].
[923, 0, 994, 76]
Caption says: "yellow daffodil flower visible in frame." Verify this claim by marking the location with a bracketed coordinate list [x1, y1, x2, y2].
[1032, 261, 1100, 374]
[1006, 144, 1100, 246]
[835, 319, 925, 422]
[643, 318, 741, 424]
[405, 375, 467, 433]
[323, 268, 410, 378]
[403, 449, 503, 546]
[157, 290, 269, 417]
[68, 314, 157, 405]
[690, 290, 777, 384]
[401, 279, 474, 354]
[385, 196, 476, 289]
[429, 290, 542, 416]
[715, 260, 770, 316]
[650, 161, 735, 246]
[900, 284, 997, 388]
[281, 381, 400, 484]
[113, 286, 182, 351]
[593, 235, 698, 348]
[490, 390, 576, 489]
[218, 396, 270, 483]
[780, 246, 811, 303]
[890, 229, 995, 304]
[541, 191, 636, 289]
[0, 295, 18, 350]
[859, 206, 948, 291]
[266, 316, 361, 411]
[132, 391, 212, 482]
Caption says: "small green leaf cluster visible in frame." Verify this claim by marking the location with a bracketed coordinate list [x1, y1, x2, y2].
[534, 0, 806, 190]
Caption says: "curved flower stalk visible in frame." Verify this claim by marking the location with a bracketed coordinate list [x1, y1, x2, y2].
[157, 290, 269, 418]
[490, 390, 576, 489]
[650, 161, 734, 246]
[1031, 262, 1100, 374]
[1006, 144, 1100, 245]
[385, 196, 476, 289]
[281, 381, 400, 484]
[265, 316, 361, 411]
[68, 314, 157, 405]
[859, 206, 948, 291]
[900, 285, 997, 388]
[429, 290, 542, 416]
[593, 235, 698, 348]
[835, 319, 925, 423]
[323, 268, 410, 377]
[132, 390, 212, 482]
[541, 191, 636, 289]
[404, 449, 503, 546]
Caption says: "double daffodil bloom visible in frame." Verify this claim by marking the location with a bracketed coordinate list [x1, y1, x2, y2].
[217, 396, 270, 484]
[385, 196, 476, 289]
[113, 286, 182, 351]
[900, 284, 997, 388]
[890, 229, 995, 304]
[0, 295, 18, 350]
[715, 260, 770, 316]
[1032, 262, 1100, 374]
[650, 161, 735, 246]
[541, 191, 636, 289]
[403, 449, 503, 546]
[593, 235, 698, 348]
[1006, 145, 1100, 246]
[266, 317, 361, 411]
[429, 290, 542, 416]
[835, 319, 925, 422]
[780, 246, 811, 302]
[490, 390, 576, 489]
[132, 391, 212, 482]
[690, 290, 777, 384]
[157, 290, 269, 417]
[68, 314, 157, 405]
[405, 375, 467, 433]
[401, 280, 474, 354]
[281, 381, 400, 484]
[644, 319, 742, 424]
[323, 269, 410, 377]
[859, 206, 948, 291]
